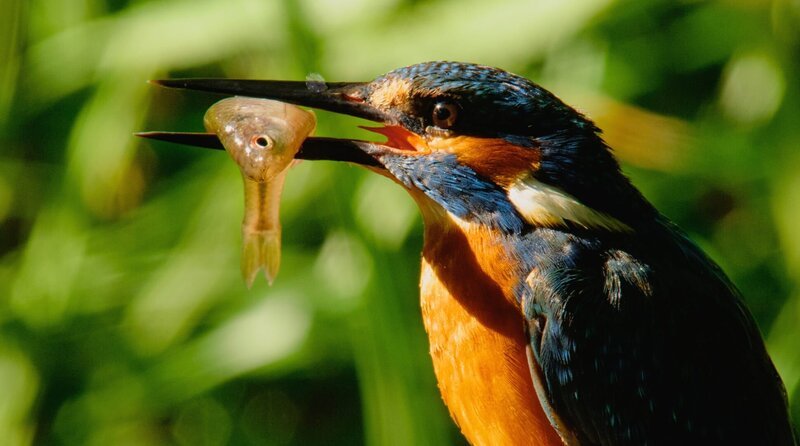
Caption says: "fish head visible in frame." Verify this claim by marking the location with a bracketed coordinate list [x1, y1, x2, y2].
[203, 97, 316, 180]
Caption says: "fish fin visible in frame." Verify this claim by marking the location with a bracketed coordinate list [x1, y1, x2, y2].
[241, 229, 281, 287]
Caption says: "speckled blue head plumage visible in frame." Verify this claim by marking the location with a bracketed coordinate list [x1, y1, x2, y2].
[361, 61, 656, 229]
[367, 61, 598, 137]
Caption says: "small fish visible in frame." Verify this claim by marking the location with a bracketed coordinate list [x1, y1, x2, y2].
[204, 97, 316, 287]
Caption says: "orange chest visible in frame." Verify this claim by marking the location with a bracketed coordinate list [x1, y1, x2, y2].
[418, 220, 563, 446]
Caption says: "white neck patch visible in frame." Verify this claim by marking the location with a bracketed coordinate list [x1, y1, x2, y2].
[507, 174, 632, 232]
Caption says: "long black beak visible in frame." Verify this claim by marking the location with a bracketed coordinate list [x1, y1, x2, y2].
[139, 78, 388, 167]
[136, 132, 382, 167]
[152, 78, 388, 122]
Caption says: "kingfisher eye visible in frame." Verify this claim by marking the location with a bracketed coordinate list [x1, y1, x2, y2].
[432, 102, 458, 129]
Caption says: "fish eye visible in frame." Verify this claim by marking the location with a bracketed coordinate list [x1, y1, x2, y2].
[432, 102, 458, 129]
[252, 135, 273, 149]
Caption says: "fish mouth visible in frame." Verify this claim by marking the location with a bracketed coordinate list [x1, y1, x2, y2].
[137, 78, 426, 167]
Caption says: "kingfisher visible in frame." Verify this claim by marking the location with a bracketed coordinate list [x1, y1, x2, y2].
[140, 62, 797, 445]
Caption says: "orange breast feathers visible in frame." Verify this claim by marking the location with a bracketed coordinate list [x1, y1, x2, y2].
[416, 204, 563, 446]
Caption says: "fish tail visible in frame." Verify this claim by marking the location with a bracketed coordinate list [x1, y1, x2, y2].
[241, 228, 281, 287]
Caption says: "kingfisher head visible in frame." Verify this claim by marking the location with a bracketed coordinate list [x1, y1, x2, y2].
[152, 62, 657, 234]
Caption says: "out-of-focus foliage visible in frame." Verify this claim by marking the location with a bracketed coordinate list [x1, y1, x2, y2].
[1, 0, 799, 444]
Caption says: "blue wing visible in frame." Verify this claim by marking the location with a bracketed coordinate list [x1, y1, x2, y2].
[520, 221, 796, 445]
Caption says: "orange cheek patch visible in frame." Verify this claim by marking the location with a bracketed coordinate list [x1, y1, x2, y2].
[434, 136, 541, 187]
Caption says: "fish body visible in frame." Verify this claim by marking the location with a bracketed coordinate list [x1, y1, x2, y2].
[204, 97, 316, 286]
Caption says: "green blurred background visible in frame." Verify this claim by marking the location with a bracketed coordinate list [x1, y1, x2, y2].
[1, 0, 799, 444]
